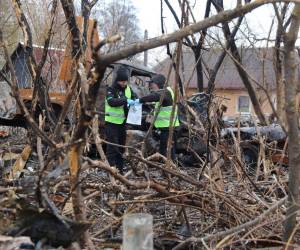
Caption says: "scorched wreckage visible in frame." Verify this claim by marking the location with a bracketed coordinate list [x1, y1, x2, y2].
[0, 1, 297, 247]
[0, 17, 288, 174]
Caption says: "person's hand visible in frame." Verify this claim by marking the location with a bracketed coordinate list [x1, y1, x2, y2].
[127, 99, 135, 106]
[134, 99, 140, 105]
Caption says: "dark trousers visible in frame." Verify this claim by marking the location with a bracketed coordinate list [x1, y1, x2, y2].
[159, 129, 177, 161]
[105, 122, 126, 171]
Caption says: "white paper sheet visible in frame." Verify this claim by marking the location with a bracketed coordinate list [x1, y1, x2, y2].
[126, 103, 142, 125]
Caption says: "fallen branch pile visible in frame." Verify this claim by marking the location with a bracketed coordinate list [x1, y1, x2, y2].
[0, 122, 292, 249]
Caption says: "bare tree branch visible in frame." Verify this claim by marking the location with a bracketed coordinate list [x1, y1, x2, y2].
[98, 0, 300, 66]
[0, 29, 57, 148]
[161, 0, 185, 95]
[282, 3, 300, 242]
[173, 197, 287, 250]
[61, 0, 82, 60]
[212, 0, 267, 125]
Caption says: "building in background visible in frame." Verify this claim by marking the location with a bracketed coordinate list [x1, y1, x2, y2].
[154, 47, 299, 120]
[1, 43, 65, 92]
[0, 43, 65, 120]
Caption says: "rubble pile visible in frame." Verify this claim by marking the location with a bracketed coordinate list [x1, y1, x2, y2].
[0, 111, 292, 250]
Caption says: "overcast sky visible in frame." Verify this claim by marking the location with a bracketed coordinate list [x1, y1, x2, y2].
[133, 1, 277, 38]
[131, 0, 283, 66]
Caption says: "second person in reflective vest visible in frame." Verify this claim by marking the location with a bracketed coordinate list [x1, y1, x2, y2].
[134, 74, 180, 161]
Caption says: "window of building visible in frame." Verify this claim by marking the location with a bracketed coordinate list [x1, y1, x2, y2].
[238, 96, 250, 113]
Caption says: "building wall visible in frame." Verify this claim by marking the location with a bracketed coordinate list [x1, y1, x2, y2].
[186, 88, 275, 119]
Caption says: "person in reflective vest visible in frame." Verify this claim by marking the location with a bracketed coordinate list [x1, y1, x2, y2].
[134, 74, 180, 161]
[105, 66, 136, 174]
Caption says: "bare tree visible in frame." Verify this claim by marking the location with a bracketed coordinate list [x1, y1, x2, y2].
[161, 0, 267, 124]
[15, 0, 68, 48]
[273, 3, 290, 126]
[81, 0, 98, 50]
[2, 1, 300, 249]
[211, 0, 267, 125]
[0, 0, 20, 53]
[93, 0, 142, 54]
[163, 0, 211, 92]
[282, 3, 300, 243]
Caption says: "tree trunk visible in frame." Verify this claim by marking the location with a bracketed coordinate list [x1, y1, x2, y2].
[275, 44, 286, 125]
[207, 15, 244, 93]
[192, 0, 212, 93]
[212, 0, 267, 125]
[193, 47, 204, 92]
[282, 4, 300, 244]
[230, 44, 267, 125]
[60, 1, 96, 249]
[274, 3, 288, 126]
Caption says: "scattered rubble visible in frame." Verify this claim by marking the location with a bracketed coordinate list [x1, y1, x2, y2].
[0, 235, 34, 250]
[0, 103, 293, 249]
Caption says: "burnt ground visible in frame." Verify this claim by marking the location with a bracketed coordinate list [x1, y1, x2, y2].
[0, 125, 297, 250]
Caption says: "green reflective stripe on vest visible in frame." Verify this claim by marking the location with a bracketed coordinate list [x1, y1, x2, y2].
[105, 85, 132, 124]
[159, 106, 173, 112]
[154, 87, 180, 128]
[105, 112, 125, 118]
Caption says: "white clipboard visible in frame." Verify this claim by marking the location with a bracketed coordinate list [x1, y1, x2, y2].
[126, 103, 142, 125]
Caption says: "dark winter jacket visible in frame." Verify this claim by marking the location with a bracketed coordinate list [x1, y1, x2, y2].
[106, 82, 137, 117]
[106, 65, 136, 105]
[139, 89, 173, 107]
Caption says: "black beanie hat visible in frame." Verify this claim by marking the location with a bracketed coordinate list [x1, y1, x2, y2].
[115, 66, 130, 82]
[149, 74, 166, 88]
